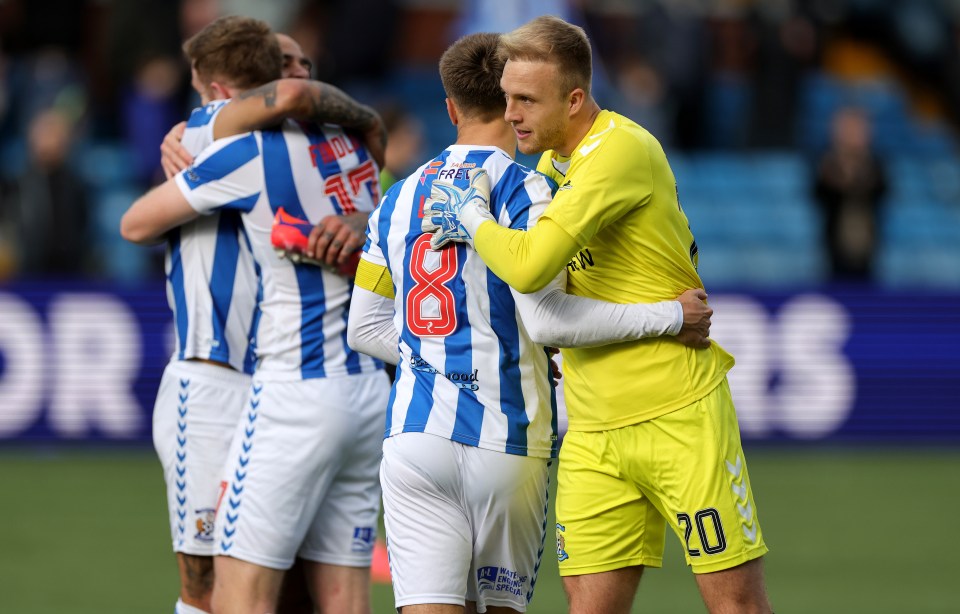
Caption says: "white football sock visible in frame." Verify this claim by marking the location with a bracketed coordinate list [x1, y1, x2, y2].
[175, 598, 210, 614]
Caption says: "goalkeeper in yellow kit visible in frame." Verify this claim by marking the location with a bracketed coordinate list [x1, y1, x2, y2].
[422, 15, 773, 614]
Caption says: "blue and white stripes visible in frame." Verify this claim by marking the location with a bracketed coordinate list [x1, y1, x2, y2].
[364, 145, 559, 459]
[165, 100, 259, 374]
[175, 117, 383, 380]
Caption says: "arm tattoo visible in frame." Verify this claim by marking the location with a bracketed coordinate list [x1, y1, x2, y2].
[237, 82, 278, 108]
[307, 83, 376, 130]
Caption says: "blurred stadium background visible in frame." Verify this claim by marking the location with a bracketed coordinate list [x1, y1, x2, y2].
[1, 0, 958, 612]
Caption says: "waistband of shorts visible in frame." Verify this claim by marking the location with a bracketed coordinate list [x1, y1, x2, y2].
[166, 359, 253, 387]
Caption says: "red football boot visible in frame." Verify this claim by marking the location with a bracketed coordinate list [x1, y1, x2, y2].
[270, 207, 361, 276]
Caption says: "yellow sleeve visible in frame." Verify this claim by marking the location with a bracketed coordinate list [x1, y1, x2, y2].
[355, 257, 395, 299]
[473, 217, 581, 293]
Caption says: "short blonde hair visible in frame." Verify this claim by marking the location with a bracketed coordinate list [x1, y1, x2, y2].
[499, 15, 592, 97]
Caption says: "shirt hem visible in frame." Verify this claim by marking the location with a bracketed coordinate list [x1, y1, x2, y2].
[565, 373, 729, 432]
[559, 555, 663, 577]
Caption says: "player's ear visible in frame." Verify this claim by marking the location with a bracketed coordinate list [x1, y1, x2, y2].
[445, 98, 458, 126]
[568, 88, 585, 117]
[209, 80, 232, 101]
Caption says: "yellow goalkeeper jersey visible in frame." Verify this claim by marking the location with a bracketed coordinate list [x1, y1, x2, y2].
[537, 110, 734, 431]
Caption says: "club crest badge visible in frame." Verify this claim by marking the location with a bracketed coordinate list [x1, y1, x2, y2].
[195, 508, 216, 542]
[556, 522, 569, 562]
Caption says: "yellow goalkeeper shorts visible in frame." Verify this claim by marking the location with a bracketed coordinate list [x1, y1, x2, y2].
[555, 378, 768, 576]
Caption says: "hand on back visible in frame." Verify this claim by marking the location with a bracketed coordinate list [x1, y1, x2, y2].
[675, 288, 712, 349]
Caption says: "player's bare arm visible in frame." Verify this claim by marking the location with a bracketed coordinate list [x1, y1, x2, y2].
[120, 180, 199, 245]
[214, 79, 387, 168]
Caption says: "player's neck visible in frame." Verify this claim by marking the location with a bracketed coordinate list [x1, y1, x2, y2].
[209, 79, 244, 101]
[455, 121, 517, 159]
[557, 100, 602, 157]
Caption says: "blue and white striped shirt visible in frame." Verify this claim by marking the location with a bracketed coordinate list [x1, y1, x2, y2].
[165, 100, 258, 373]
[175, 119, 383, 380]
[364, 145, 559, 458]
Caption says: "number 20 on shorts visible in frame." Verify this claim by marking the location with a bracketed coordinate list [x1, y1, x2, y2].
[677, 508, 727, 556]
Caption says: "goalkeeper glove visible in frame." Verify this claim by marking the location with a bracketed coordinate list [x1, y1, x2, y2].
[421, 167, 495, 250]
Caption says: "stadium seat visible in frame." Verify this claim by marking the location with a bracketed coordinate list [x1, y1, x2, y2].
[77, 141, 139, 188]
[92, 185, 153, 281]
[878, 244, 960, 288]
[881, 199, 960, 244]
[670, 152, 825, 287]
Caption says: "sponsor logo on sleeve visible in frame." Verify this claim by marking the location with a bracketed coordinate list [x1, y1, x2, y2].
[185, 166, 201, 184]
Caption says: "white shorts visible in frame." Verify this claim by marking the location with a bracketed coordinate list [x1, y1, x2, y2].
[214, 370, 391, 570]
[381, 433, 551, 613]
[153, 360, 251, 556]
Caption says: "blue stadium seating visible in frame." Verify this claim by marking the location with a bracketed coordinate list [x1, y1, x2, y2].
[76, 141, 138, 189]
[671, 152, 827, 288]
[93, 185, 154, 282]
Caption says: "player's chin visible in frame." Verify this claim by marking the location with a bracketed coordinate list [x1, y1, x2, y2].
[516, 139, 540, 155]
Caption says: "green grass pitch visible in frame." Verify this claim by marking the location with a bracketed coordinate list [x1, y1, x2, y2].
[0, 446, 956, 613]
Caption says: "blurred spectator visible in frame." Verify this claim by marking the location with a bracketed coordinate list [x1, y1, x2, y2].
[610, 57, 671, 144]
[637, 3, 709, 150]
[813, 106, 888, 282]
[307, 0, 400, 92]
[106, 0, 183, 87]
[0, 108, 93, 277]
[121, 55, 185, 187]
[219, 0, 301, 32]
[0, 46, 88, 143]
[455, 0, 574, 37]
[0, 0, 99, 137]
[591, 2, 709, 150]
[703, 12, 756, 149]
[845, 0, 960, 129]
[0, 48, 9, 138]
[378, 104, 425, 192]
[180, 0, 224, 41]
[746, 3, 820, 148]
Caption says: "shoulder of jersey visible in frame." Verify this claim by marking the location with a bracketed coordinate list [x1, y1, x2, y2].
[486, 158, 518, 185]
[579, 117, 653, 164]
[577, 117, 619, 158]
[186, 99, 230, 128]
[525, 167, 559, 193]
